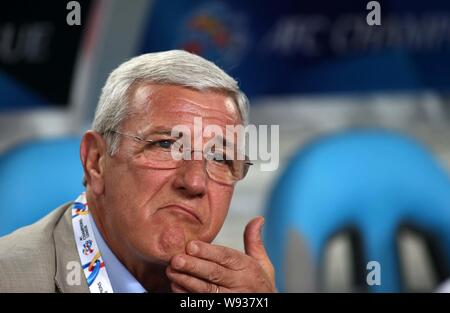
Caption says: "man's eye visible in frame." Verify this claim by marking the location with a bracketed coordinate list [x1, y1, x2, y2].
[146, 139, 174, 149]
[212, 153, 233, 166]
[213, 157, 225, 163]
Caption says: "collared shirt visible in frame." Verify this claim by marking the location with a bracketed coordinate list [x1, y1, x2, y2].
[90, 215, 147, 293]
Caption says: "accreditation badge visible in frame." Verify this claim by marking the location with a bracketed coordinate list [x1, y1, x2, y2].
[71, 192, 114, 293]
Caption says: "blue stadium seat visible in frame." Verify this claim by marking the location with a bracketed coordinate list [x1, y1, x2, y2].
[265, 129, 450, 292]
[0, 136, 84, 237]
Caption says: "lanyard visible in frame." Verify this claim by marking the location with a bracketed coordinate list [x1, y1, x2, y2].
[71, 192, 114, 293]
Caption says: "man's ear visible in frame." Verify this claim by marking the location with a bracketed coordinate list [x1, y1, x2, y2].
[80, 131, 107, 195]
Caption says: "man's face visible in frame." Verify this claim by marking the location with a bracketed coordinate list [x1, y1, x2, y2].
[97, 84, 241, 265]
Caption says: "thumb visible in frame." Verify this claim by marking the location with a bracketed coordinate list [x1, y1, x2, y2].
[244, 216, 268, 262]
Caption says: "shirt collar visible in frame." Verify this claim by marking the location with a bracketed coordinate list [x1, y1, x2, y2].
[90, 215, 147, 293]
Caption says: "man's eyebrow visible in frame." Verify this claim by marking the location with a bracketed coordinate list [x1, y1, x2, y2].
[139, 128, 236, 147]
[140, 128, 181, 138]
[152, 130, 174, 135]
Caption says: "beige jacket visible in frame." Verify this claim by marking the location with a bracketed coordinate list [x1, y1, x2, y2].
[0, 203, 89, 292]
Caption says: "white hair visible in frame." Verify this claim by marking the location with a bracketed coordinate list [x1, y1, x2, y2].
[92, 50, 250, 155]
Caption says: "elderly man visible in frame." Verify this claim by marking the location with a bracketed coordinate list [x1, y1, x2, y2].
[0, 50, 276, 293]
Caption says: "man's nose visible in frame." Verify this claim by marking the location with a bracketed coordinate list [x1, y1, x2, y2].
[173, 159, 208, 197]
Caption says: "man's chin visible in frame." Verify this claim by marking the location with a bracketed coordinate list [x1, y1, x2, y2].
[141, 245, 186, 266]
[158, 224, 188, 252]
[136, 226, 202, 264]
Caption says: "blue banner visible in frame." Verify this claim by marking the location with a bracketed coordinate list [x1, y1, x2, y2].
[139, 0, 450, 97]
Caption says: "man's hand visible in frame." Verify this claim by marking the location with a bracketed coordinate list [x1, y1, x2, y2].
[166, 216, 277, 293]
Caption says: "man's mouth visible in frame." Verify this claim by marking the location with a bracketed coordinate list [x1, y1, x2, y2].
[159, 204, 202, 224]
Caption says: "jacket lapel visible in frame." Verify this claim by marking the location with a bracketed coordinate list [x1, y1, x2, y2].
[53, 203, 90, 293]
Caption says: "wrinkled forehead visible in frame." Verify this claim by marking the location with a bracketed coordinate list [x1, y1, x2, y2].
[122, 83, 242, 133]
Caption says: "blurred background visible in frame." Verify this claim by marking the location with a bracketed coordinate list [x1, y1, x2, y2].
[1, 0, 450, 292]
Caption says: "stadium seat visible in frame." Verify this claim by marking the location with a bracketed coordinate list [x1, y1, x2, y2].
[0, 136, 84, 237]
[265, 129, 450, 292]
